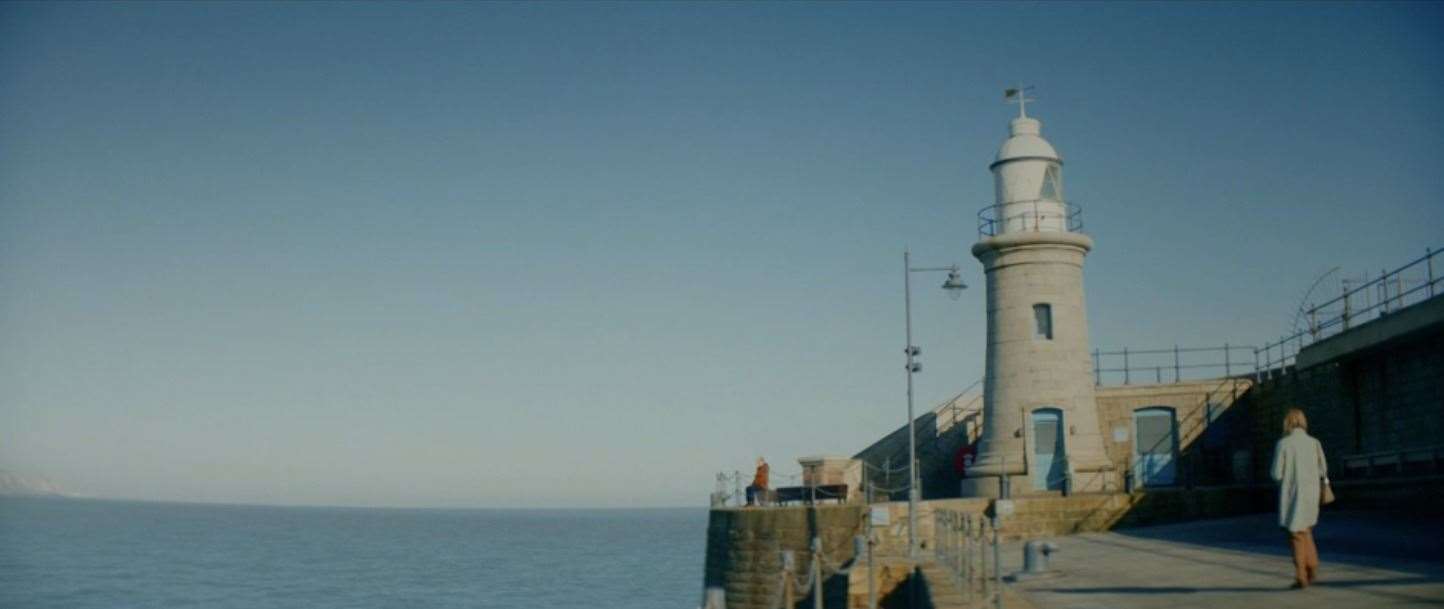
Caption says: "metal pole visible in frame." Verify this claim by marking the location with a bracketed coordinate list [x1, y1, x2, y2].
[903, 249, 918, 559]
[867, 506, 876, 609]
[992, 514, 1003, 609]
[1380, 269, 1389, 314]
[1093, 348, 1101, 386]
[813, 538, 823, 609]
[979, 518, 988, 600]
[1428, 247, 1436, 298]
[1123, 348, 1130, 385]
[1224, 342, 1231, 377]
[1342, 283, 1352, 331]
[956, 514, 965, 590]
[963, 515, 972, 604]
[1174, 344, 1181, 383]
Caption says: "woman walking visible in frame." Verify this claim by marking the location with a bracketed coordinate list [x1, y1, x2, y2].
[1270, 408, 1329, 589]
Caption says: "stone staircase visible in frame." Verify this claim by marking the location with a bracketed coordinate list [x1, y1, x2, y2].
[853, 380, 985, 501]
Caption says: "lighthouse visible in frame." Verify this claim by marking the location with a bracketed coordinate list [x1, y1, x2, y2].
[959, 93, 1113, 497]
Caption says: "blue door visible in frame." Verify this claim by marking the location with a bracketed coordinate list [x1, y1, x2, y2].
[1031, 409, 1066, 491]
[1134, 407, 1178, 486]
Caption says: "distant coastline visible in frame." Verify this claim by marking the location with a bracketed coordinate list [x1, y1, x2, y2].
[0, 470, 70, 498]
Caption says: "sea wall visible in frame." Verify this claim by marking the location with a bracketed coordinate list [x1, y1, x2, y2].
[703, 505, 864, 609]
[1214, 297, 1444, 484]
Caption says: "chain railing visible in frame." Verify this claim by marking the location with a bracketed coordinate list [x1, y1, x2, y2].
[710, 470, 808, 507]
[934, 509, 1000, 608]
[713, 465, 897, 508]
[768, 535, 864, 609]
[1092, 344, 1256, 386]
[1258, 246, 1442, 375]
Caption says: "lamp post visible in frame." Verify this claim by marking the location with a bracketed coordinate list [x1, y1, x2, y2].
[902, 249, 967, 559]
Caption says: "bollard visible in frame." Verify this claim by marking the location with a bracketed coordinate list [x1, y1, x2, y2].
[811, 537, 823, 609]
[781, 549, 795, 608]
[992, 516, 1003, 609]
[1021, 540, 1060, 576]
[701, 587, 727, 609]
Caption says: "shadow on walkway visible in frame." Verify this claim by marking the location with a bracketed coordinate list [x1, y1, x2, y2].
[1110, 510, 1444, 571]
[1044, 575, 1439, 595]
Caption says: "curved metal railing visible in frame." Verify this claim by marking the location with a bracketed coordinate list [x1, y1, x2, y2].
[1256, 245, 1441, 376]
[976, 199, 1083, 237]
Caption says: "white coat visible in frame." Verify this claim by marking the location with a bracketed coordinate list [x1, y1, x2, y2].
[1270, 428, 1328, 532]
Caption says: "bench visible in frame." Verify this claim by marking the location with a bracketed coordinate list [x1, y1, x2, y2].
[1342, 446, 1443, 478]
[773, 484, 849, 505]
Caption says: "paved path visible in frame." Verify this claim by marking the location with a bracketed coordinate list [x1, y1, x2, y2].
[998, 511, 1444, 609]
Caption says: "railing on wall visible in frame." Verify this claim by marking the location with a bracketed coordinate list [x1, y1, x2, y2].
[933, 509, 1001, 608]
[1092, 344, 1257, 386]
[934, 378, 984, 446]
[1258, 246, 1443, 375]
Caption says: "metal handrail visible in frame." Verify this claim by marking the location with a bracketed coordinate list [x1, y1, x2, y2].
[977, 199, 1084, 237]
[1257, 246, 1442, 375]
[1091, 344, 1256, 386]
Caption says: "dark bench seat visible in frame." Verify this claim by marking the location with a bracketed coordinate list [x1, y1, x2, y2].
[1342, 446, 1443, 478]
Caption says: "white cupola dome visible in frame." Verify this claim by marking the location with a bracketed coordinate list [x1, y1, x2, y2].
[992, 117, 1061, 168]
[987, 114, 1071, 234]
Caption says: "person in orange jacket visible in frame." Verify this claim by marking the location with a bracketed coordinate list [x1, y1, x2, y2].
[745, 457, 769, 506]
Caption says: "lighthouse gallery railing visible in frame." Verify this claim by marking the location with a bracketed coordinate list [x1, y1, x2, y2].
[976, 199, 1083, 237]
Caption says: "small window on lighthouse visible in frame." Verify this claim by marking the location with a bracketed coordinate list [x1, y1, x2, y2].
[1034, 304, 1054, 340]
[1040, 164, 1063, 201]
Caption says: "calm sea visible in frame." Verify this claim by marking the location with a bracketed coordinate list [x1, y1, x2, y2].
[0, 497, 708, 609]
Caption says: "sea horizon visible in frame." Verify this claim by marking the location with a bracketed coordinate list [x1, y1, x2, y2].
[1, 495, 709, 609]
[4, 493, 710, 513]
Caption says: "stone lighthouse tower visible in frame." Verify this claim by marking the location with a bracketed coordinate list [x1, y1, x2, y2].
[959, 96, 1113, 497]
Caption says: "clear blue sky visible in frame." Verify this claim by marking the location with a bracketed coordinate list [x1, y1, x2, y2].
[2, 2, 1440, 508]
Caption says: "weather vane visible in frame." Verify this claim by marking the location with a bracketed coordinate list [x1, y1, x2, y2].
[1004, 85, 1036, 119]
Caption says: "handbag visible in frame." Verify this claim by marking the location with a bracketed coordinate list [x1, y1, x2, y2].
[1317, 441, 1335, 506]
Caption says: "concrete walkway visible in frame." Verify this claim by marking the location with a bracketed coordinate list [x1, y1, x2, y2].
[998, 511, 1444, 609]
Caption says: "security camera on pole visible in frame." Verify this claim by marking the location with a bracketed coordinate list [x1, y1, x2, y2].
[901, 251, 966, 558]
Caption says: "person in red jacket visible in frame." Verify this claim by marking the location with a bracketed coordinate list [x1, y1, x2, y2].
[954, 445, 976, 478]
[745, 457, 769, 507]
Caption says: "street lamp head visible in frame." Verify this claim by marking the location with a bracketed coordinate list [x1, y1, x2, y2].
[941, 269, 968, 300]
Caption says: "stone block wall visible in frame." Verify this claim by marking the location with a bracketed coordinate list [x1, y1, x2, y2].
[958, 487, 1272, 542]
[703, 505, 864, 609]
[1093, 378, 1254, 489]
[1223, 318, 1443, 483]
